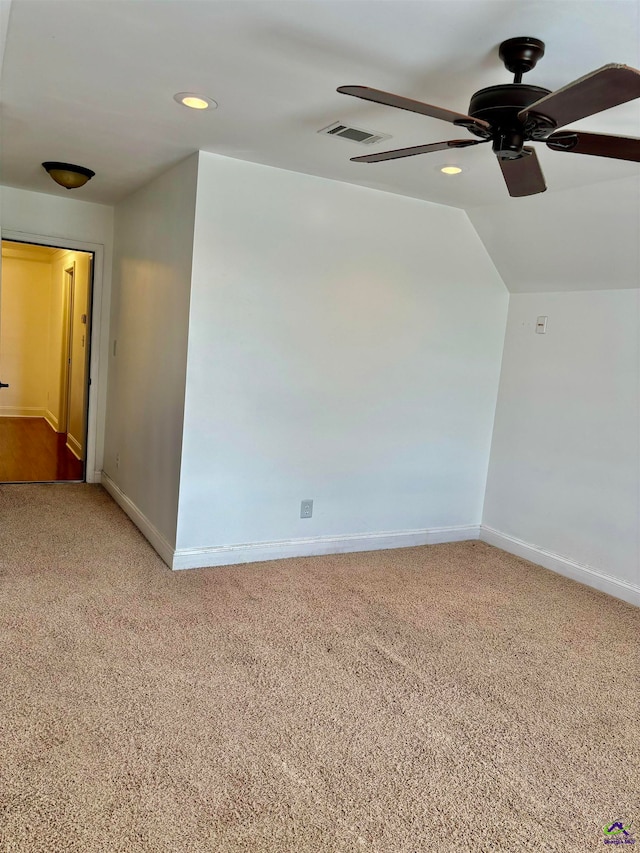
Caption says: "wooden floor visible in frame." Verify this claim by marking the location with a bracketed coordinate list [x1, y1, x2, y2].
[0, 417, 84, 482]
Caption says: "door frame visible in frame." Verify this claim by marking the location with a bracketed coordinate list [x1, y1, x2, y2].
[60, 261, 76, 436]
[1, 229, 105, 483]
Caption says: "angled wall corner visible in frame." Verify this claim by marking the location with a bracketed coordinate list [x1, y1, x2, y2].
[469, 176, 640, 601]
[482, 288, 640, 600]
[466, 174, 640, 294]
[174, 152, 509, 560]
[103, 153, 199, 549]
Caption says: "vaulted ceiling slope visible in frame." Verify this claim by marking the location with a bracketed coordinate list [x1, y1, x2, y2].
[1, 0, 639, 292]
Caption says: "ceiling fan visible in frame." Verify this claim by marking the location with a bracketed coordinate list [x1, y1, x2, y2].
[337, 37, 640, 197]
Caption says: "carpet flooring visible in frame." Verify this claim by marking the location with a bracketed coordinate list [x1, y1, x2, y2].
[0, 484, 638, 852]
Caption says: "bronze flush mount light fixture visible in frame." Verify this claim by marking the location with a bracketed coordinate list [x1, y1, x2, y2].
[42, 161, 95, 189]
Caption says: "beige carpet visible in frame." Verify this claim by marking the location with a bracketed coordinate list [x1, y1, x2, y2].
[0, 484, 638, 852]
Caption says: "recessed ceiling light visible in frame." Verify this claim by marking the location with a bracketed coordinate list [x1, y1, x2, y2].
[440, 165, 463, 175]
[174, 92, 217, 110]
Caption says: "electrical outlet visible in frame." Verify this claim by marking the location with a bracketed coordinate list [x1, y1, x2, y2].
[300, 499, 313, 518]
[115, 453, 120, 469]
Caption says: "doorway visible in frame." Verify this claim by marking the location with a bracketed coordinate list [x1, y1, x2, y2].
[0, 240, 94, 482]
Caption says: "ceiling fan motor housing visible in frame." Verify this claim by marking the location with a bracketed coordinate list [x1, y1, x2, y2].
[463, 84, 556, 158]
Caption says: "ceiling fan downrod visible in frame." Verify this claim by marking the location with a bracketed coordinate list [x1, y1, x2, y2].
[465, 38, 553, 159]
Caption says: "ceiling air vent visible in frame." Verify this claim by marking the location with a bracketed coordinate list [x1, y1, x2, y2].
[319, 121, 391, 145]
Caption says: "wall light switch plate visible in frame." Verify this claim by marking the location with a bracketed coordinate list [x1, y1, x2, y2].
[536, 316, 548, 334]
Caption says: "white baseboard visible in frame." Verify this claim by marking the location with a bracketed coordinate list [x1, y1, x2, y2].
[101, 472, 175, 567]
[66, 433, 83, 460]
[44, 409, 59, 432]
[96, 484, 480, 573]
[88, 470, 102, 484]
[0, 406, 46, 418]
[172, 524, 480, 571]
[480, 525, 640, 608]
[97, 480, 480, 571]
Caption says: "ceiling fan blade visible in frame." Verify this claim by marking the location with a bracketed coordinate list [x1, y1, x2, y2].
[349, 138, 486, 163]
[546, 130, 640, 162]
[498, 148, 547, 197]
[337, 85, 491, 134]
[518, 64, 640, 129]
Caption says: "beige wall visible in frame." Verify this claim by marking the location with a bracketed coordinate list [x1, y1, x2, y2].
[1, 242, 91, 458]
[0, 248, 52, 416]
[59, 251, 91, 456]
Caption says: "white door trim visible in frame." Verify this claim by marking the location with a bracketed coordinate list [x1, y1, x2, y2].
[2, 229, 105, 483]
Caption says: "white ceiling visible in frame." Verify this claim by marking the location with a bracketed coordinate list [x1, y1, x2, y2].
[1, 0, 639, 290]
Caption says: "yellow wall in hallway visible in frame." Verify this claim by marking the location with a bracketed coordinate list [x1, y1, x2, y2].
[1, 243, 91, 459]
[0, 247, 51, 416]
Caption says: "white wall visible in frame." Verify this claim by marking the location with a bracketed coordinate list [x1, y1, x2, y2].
[0, 186, 113, 247]
[175, 153, 508, 563]
[483, 289, 640, 604]
[0, 186, 114, 478]
[103, 154, 198, 549]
